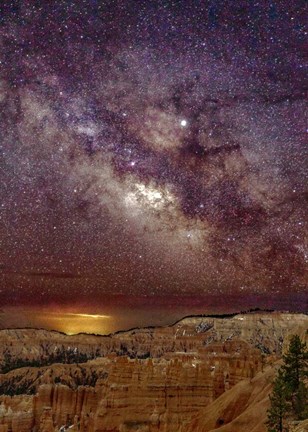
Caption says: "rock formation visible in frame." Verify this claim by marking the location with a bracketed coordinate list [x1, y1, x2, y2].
[0, 312, 306, 431]
[1, 312, 306, 372]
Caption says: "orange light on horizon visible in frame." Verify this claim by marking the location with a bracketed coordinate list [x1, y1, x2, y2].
[39, 311, 111, 334]
[0, 309, 113, 335]
[65, 313, 111, 319]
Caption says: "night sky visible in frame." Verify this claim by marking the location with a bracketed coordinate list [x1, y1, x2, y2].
[0, 1, 307, 333]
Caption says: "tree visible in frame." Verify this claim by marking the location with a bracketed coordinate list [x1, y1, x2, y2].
[293, 381, 308, 420]
[281, 335, 308, 419]
[266, 369, 290, 432]
[281, 335, 307, 394]
[267, 334, 308, 431]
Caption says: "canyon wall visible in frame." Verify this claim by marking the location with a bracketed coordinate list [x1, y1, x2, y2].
[1, 313, 306, 371]
[0, 312, 307, 432]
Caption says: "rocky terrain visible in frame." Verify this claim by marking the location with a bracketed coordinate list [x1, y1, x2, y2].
[0, 312, 307, 432]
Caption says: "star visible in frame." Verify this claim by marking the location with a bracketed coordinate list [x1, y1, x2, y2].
[0, 0, 306, 328]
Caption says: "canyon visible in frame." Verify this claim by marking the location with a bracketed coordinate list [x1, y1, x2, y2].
[0, 312, 307, 432]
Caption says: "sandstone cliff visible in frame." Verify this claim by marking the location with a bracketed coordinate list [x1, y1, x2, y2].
[0, 312, 306, 432]
[0, 312, 306, 373]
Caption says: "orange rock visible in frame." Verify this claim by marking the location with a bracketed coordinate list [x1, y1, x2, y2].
[0, 312, 306, 432]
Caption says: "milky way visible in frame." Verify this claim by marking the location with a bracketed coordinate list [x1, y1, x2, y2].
[0, 1, 307, 319]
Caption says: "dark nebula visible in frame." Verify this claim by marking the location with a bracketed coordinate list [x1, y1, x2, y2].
[0, 1, 307, 329]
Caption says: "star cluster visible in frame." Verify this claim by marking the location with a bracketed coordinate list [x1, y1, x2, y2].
[0, 0, 307, 320]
